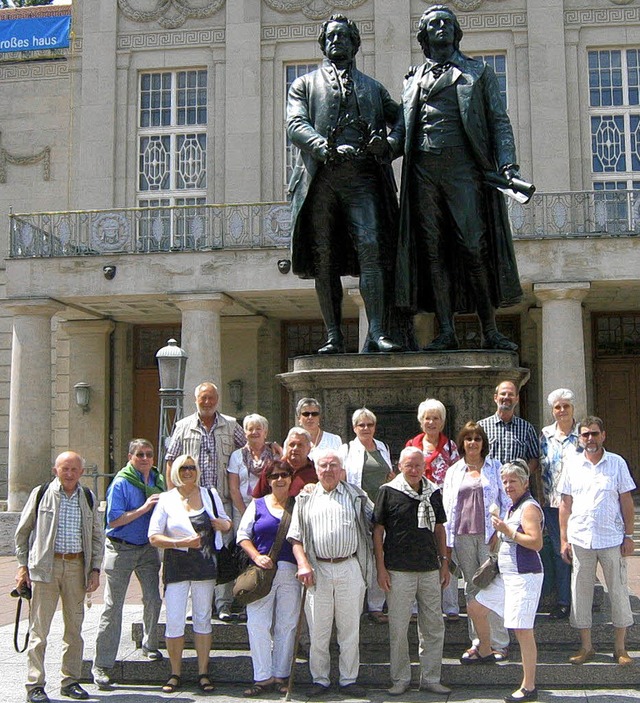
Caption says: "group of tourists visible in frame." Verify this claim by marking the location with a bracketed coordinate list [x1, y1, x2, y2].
[15, 380, 636, 703]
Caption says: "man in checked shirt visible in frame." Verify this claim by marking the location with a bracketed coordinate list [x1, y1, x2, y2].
[165, 381, 244, 621]
[289, 448, 373, 698]
[479, 380, 540, 497]
[15, 452, 104, 703]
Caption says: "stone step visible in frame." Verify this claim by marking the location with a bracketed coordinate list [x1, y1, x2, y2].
[131, 611, 640, 650]
[81, 649, 640, 687]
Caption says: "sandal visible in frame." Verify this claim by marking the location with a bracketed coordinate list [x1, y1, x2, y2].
[274, 678, 289, 694]
[198, 674, 215, 693]
[243, 681, 274, 697]
[162, 674, 181, 693]
[460, 648, 497, 665]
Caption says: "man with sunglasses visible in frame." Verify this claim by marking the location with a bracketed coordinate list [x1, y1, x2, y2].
[92, 439, 166, 688]
[559, 416, 636, 666]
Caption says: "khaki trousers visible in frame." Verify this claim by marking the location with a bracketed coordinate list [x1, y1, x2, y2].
[387, 569, 444, 686]
[27, 558, 86, 690]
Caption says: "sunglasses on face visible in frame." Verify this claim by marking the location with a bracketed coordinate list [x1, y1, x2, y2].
[134, 451, 154, 458]
[268, 472, 292, 480]
[580, 431, 601, 438]
[300, 411, 320, 417]
[179, 465, 197, 472]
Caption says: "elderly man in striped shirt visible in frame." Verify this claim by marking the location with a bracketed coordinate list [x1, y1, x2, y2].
[289, 448, 374, 697]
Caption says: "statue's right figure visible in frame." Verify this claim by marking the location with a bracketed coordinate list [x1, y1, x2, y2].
[397, 4, 526, 351]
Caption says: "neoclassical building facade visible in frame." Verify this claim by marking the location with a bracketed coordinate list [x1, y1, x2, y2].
[2, 0, 640, 508]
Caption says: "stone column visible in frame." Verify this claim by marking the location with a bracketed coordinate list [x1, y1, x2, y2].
[224, 0, 261, 201]
[526, 1, 570, 189]
[7, 299, 63, 510]
[533, 282, 590, 419]
[347, 288, 368, 351]
[175, 294, 231, 399]
[61, 319, 115, 495]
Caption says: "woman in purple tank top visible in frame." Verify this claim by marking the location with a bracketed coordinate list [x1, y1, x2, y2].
[466, 460, 544, 703]
[237, 461, 302, 697]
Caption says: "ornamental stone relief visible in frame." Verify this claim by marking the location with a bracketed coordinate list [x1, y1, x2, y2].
[117, 0, 225, 29]
[0, 132, 50, 184]
[263, 0, 367, 21]
[421, 0, 508, 11]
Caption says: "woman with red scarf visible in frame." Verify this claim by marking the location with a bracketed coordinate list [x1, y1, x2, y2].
[405, 398, 460, 620]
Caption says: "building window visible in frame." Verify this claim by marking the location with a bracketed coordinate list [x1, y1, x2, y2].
[595, 313, 640, 357]
[284, 63, 319, 194]
[137, 70, 207, 250]
[471, 53, 507, 108]
[588, 50, 640, 231]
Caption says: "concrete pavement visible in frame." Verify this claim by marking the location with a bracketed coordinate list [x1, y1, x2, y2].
[0, 556, 639, 703]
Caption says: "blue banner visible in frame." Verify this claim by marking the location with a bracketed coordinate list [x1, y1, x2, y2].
[0, 15, 71, 53]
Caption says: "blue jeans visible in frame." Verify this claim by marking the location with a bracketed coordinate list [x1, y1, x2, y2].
[542, 507, 571, 607]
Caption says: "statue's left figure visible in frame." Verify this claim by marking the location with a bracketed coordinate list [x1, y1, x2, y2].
[287, 13, 403, 354]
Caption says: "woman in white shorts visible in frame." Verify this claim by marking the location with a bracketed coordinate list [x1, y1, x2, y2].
[466, 460, 544, 703]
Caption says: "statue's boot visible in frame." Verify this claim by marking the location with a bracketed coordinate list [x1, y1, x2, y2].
[470, 267, 519, 352]
[423, 267, 459, 351]
[360, 269, 402, 353]
[315, 274, 345, 354]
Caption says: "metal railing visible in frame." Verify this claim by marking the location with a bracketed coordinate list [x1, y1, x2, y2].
[9, 202, 292, 258]
[8, 191, 640, 259]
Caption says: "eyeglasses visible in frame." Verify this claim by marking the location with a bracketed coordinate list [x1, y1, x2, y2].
[300, 411, 320, 417]
[356, 423, 375, 429]
[580, 431, 601, 438]
[268, 472, 292, 480]
[134, 451, 154, 458]
[317, 462, 341, 470]
[179, 465, 197, 472]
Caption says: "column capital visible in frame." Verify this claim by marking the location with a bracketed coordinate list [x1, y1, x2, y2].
[5, 297, 64, 317]
[61, 319, 116, 336]
[533, 282, 590, 304]
[174, 293, 233, 314]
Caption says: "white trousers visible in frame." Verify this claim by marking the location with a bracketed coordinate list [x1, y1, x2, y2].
[165, 579, 215, 638]
[305, 558, 365, 686]
[246, 562, 301, 681]
[386, 569, 444, 686]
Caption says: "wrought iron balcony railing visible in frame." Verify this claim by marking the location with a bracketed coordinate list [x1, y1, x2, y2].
[8, 190, 640, 259]
[9, 202, 292, 258]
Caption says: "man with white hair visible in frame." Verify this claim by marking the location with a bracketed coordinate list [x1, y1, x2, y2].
[253, 427, 317, 498]
[373, 447, 450, 696]
[539, 388, 580, 619]
[289, 449, 373, 697]
[165, 381, 244, 621]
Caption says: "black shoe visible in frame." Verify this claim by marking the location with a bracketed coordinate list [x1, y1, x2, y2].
[60, 683, 89, 700]
[549, 604, 570, 620]
[318, 339, 345, 354]
[27, 688, 50, 703]
[371, 336, 402, 353]
[504, 688, 537, 702]
[308, 683, 330, 697]
[141, 645, 164, 660]
[482, 330, 518, 352]
[340, 683, 367, 697]
[424, 331, 459, 351]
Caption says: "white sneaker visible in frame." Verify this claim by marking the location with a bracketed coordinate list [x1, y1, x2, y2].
[92, 667, 112, 689]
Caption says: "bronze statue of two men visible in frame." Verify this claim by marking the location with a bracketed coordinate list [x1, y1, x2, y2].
[287, 6, 527, 354]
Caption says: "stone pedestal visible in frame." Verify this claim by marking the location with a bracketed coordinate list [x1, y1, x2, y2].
[279, 351, 530, 461]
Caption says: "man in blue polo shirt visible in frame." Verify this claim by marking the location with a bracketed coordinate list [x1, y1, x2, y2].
[92, 439, 165, 688]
